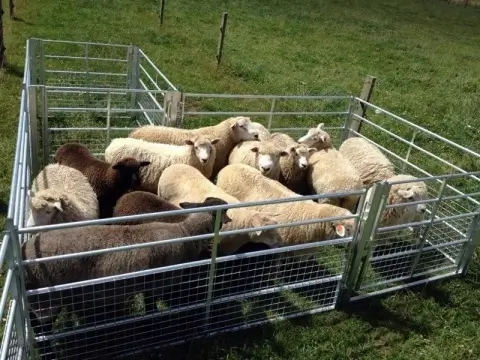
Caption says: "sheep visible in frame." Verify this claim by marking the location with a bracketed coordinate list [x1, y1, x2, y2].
[297, 123, 334, 150]
[23, 197, 231, 330]
[269, 132, 317, 194]
[216, 163, 357, 259]
[338, 137, 396, 188]
[228, 140, 289, 180]
[104, 136, 219, 193]
[26, 164, 99, 227]
[112, 191, 187, 225]
[54, 143, 151, 218]
[158, 163, 283, 255]
[128, 116, 260, 178]
[250, 122, 272, 140]
[365, 174, 428, 245]
[306, 149, 364, 212]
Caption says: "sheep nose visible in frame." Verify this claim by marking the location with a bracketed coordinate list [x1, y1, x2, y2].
[253, 134, 259, 139]
[260, 165, 270, 172]
[201, 158, 208, 163]
[300, 163, 307, 169]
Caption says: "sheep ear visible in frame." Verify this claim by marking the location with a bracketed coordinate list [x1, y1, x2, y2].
[308, 147, 317, 153]
[230, 123, 238, 129]
[317, 123, 324, 130]
[250, 146, 259, 153]
[398, 189, 414, 199]
[185, 139, 195, 146]
[53, 201, 63, 212]
[279, 150, 289, 157]
[112, 162, 123, 170]
[210, 138, 221, 145]
[221, 211, 232, 224]
[179, 201, 198, 209]
[320, 135, 326, 142]
[139, 161, 151, 168]
[335, 224, 346, 237]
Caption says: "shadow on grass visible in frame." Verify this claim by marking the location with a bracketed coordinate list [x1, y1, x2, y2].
[3, 63, 24, 78]
[0, 200, 9, 218]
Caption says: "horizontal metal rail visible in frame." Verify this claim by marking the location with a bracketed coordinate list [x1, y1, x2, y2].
[184, 93, 353, 100]
[32, 38, 131, 48]
[41, 86, 166, 94]
[184, 111, 349, 117]
[47, 107, 164, 113]
[356, 97, 480, 160]
[44, 70, 127, 77]
[44, 55, 128, 63]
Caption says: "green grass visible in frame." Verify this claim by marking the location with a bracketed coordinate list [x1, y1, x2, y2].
[1, 0, 480, 358]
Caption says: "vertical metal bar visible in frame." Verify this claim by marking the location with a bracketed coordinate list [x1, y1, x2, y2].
[458, 206, 480, 274]
[408, 178, 448, 277]
[0, 299, 17, 360]
[216, 12, 228, 66]
[41, 86, 49, 167]
[348, 75, 376, 135]
[39, 40, 45, 85]
[28, 39, 37, 85]
[401, 130, 417, 174]
[341, 182, 390, 302]
[84, 43, 89, 107]
[106, 91, 112, 146]
[267, 98, 276, 130]
[204, 209, 223, 328]
[353, 182, 391, 292]
[341, 96, 356, 142]
[28, 86, 39, 177]
[160, 0, 165, 25]
[130, 46, 140, 120]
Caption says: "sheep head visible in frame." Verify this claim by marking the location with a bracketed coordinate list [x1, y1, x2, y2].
[28, 189, 65, 226]
[332, 217, 356, 238]
[297, 123, 333, 150]
[389, 176, 428, 217]
[229, 116, 259, 142]
[111, 157, 151, 188]
[250, 141, 289, 176]
[288, 145, 317, 170]
[185, 136, 220, 164]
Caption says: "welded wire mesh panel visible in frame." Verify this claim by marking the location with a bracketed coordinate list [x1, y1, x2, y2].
[180, 94, 352, 145]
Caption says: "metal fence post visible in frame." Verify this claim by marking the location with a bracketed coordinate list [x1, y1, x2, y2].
[341, 181, 390, 302]
[162, 91, 183, 127]
[344, 75, 376, 139]
[127, 45, 140, 119]
[40, 86, 50, 168]
[458, 206, 480, 275]
[204, 209, 223, 329]
[216, 12, 228, 67]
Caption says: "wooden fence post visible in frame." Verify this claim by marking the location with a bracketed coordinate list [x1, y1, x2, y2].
[0, 0, 6, 69]
[350, 75, 377, 134]
[216, 12, 228, 66]
[159, 0, 165, 25]
[9, 0, 14, 19]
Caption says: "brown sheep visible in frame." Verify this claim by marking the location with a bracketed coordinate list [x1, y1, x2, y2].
[54, 143, 151, 218]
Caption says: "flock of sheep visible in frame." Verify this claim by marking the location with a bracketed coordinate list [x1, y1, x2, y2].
[23, 116, 429, 327]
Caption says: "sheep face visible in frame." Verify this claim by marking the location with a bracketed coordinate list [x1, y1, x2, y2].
[297, 123, 332, 150]
[392, 181, 428, 216]
[112, 157, 151, 188]
[28, 190, 64, 226]
[250, 144, 288, 176]
[185, 137, 220, 164]
[289, 145, 317, 170]
[230, 117, 260, 142]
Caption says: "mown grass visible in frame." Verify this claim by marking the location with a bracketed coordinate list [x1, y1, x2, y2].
[1, 0, 480, 359]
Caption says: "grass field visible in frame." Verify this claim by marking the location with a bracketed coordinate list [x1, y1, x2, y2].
[1, 0, 480, 359]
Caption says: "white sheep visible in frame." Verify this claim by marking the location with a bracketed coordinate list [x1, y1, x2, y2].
[157, 163, 283, 255]
[129, 116, 259, 178]
[216, 163, 357, 259]
[250, 122, 272, 140]
[26, 164, 99, 227]
[339, 137, 396, 188]
[297, 123, 334, 150]
[104, 136, 219, 193]
[365, 174, 428, 245]
[307, 149, 364, 212]
[270, 132, 317, 194]
[228, 140, 289, 180]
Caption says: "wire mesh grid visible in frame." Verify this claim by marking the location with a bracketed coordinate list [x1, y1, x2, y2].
[24, 224, 349, 360]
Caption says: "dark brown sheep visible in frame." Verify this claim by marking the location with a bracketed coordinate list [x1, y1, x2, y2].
[112, 191, 187, 224]
[54, 143, 151, 218]
[23, 197, 231, 333]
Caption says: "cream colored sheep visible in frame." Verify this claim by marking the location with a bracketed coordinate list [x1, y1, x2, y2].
[216, 163, 357, 259]
[228, 140, 289, 180]
[104, 136, 219, 193]
[26, 164, 99, 227]
[339, 137, 396, 188]
[307, 149, 364, 212]
[129, 116, 259, 178]
[297, 123, 334, 150]
[250, 122, 271, 140]
[365, 174, 428, 245]
[270, 132, 317, 194]
[157, 163, 283, 255]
